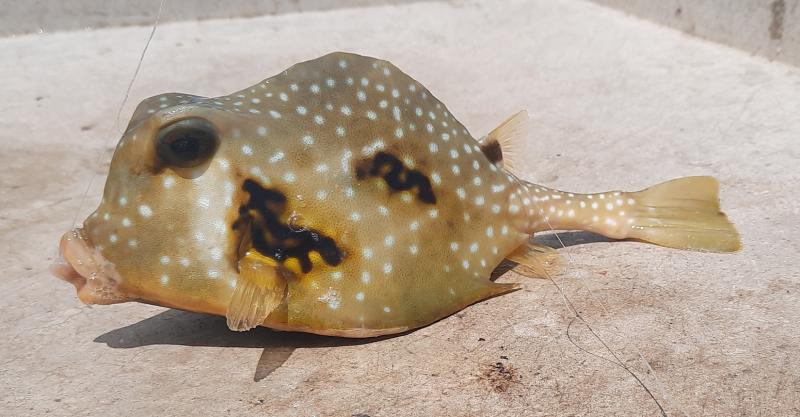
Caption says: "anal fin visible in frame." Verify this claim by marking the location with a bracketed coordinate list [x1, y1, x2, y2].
[506, 242, 563, 279]
[226, 250, 286, 331]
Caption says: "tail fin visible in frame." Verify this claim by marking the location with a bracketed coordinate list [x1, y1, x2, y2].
[627, 176, 741, 252]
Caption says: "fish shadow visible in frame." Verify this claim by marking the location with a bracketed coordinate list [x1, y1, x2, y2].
[94, 309, 387, 381]
[533, 231, 615, 248]
[491, 231, 614, 281]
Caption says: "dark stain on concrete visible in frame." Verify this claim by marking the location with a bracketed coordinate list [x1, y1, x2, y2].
[770, 0, 785, 40]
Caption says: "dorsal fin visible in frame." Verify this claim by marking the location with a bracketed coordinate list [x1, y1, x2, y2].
[478, 110, 529, 174]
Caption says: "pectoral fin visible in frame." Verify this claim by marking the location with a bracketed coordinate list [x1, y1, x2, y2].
[506, 242, 563, 279]
[226, 250, 286, 331]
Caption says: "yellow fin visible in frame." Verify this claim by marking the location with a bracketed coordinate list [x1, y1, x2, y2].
[226, 250, 287, 331]
[479, 110, 528, 173]
[627, 176, 741, 252]
[485, 282, 521, 297]
[506, 242, 563, 279]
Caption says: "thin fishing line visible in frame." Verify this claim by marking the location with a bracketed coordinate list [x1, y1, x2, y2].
[116, 0, 166, 132]
[530, 197, 670, 417]
[68, 0, 166, 230]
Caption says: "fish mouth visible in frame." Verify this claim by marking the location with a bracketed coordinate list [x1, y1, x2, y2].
[51, 228, 128, 305]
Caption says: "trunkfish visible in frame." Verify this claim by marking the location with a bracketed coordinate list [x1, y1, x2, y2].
[51, 52, 741, 337]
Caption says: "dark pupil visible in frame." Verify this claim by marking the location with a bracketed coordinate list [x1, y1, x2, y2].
[156, 118, 218, 169]
[169, 136, 201, 161]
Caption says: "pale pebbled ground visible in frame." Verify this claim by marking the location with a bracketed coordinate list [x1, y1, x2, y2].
[1, 1, 799, 416]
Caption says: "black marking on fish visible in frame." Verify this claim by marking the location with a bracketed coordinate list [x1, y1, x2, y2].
[355, 151, 436, 204]
[480, 139, 503, 165]
[233, 179, 344, 274]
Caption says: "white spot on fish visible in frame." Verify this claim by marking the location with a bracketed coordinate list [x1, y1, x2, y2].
[318, 288, 341, 310]
[138, 204, 153, 218]
[269, 151, 285, 163]
[196, 197, 210, 209]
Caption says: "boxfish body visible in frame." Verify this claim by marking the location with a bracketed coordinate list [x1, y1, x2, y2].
[52, 52, 740, 337]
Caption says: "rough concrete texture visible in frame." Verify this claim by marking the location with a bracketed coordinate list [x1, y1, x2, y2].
[0, 0, 435, 36]
[591, 0, 800, 68]
[1, 0, 799, 416]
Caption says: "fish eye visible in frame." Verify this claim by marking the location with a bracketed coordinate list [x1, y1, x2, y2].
[155, 118, 219, 168]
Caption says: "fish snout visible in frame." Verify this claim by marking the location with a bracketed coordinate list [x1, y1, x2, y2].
[51, 228, 128, 305]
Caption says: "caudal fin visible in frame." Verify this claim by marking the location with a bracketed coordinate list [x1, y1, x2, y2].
[627, 176, 741, 252]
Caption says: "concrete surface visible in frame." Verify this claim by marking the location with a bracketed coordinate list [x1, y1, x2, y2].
[0, 0, 435, 36]
[1, 0, 799, 416]
[592, 0, 800, 68]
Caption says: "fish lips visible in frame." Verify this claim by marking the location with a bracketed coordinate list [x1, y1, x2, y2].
[51, 228, 128, 305]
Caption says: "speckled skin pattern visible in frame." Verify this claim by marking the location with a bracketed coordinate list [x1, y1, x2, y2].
[58, 52, 657, 336]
